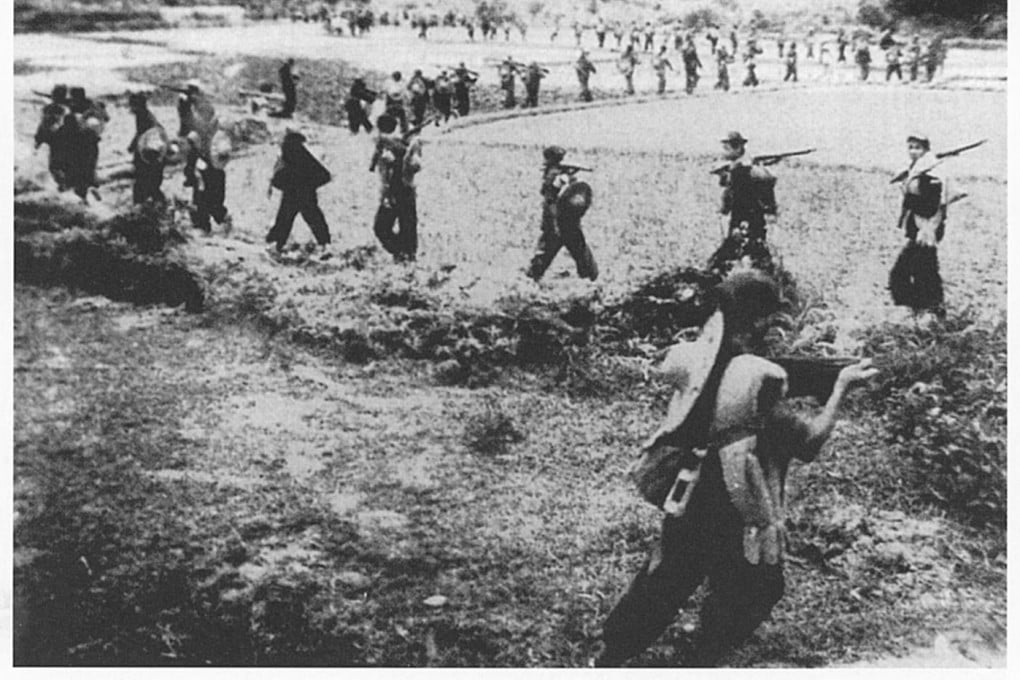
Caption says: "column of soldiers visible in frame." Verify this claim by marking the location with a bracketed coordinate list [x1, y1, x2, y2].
[33, 85, 110, 204]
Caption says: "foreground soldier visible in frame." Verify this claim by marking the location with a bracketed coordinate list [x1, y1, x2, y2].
[370, 114, 423, 262]
[525, 146, 598, 282]
[126, 92, 168, 205]
[34, 84, 71, 190]
[265, 130, 332, 254]
[888, 134, 949, 316]
[707, 132, 777, 273]
[576, 50, 597, 102]
[597, 270, 878, 667]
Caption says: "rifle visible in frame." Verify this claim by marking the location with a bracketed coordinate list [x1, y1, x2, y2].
[32, 90, 58, 100]
[160, 83, 191, 95]
[448, 65, 480, 77]
[771, 355, 863, 400]
[889, 139, 986, 184]
[560, 164, 593, 174]
[709, 148, 816, 176]
[239, 89, 286, 100]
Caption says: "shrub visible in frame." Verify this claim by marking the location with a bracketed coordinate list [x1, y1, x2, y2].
[858, 313, 1006, 528]
[462, 396, 525, 456]
[857, 3, 891, 28]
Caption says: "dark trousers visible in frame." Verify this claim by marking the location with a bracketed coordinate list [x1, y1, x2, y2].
[597, 32, 606, 47]
[889, 240, 943, 311]
[600, 459, 784, 667]
[192, 167, 227, 232]
[270, 86, 296, 118]
[410, 96, 429, 127]
[886, 64, 902, 81]
[743, 69, 758, 87]
[526, 210, 597, 281]
[266, 191, 330, 250]
[132, 161, 165, 205]
[784, 64, 798, 81]
[386, 105, 408, 132]
[434, 94, 453, 121]
[859, 63, 871, 80]
[68, 137, 99, 199]
[685, 69, 699, 93]
[503, 86, 516, 108]
[373, 188, 418, 261]
[346, 101, 373, 134]
[524, 85, 539, 108]
[455, 87, 471, 116]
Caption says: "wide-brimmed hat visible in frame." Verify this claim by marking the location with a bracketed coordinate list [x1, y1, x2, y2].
[721, 130, 748, 146]
[557, 181, 593, 219]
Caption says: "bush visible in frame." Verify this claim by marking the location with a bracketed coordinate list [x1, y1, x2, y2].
[857, 2, 891, 28]
[859, 313, 1006, 528]
[463, 396, 525, 456]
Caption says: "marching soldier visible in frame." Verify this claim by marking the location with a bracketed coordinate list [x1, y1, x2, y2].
[907, 35, 922, 82]
[265, 130, 332, 255]
[783, 42, 798, 82]
[741, 50, 759, 88]
[595, 17, 607, 48]
[499, 56, 519, 108]
[34, 84, 72, 190]
[453, 63, 478, 116]
[619, 44, 639, 95]
[370, 114, 423, 262]
[269, 57, 299, 118]
[66, 86, 109, 203]
[714, 45, 732, 91]
[176, 80, 218, 188]
[707, 131, 777, 273]
[888, 133, 950, 316]
[596, 270, 878, 667]
[612, 22, 625, 50]
[643, 21, 655, 52]
[344, 77, 375, 134]
[576, 50, 597, 102]
[682, 35, 703, 94]
[651, 46, 673, 95]
[855, 39, 872, 81]
[836, 28, 849, 62]
[433, 70, 455, 123]
[407, 69, 431, 128]
[126, 92, 168, 205]
[523, 62, 547, 108]
[384, 71, 408, 132]
[525, 146, 598, 282]
[886, 45, 903, 81]
[188, 128, 232, 234]
[573, 21, 584, 47]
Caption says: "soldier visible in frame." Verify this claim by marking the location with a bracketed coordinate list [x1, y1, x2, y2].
[344, 77, 375, 134]
[433, 70, 455, 123]
[269, 57, 299, 118]
[729, 26, 738, 55]
[643, 21, 655, 52]
[806, 26, 817, 59]
[619, 44, 639, 95]
[34, 84, 72, 190]
[629, 22, 642, 49]
[596, 270, 878, 667]
[652, 45, 673, 95]
[888, 134, 949, 316]
[783, 42, 798, 82]
[176, 80, 218, 188]
[612, 22, 625, 50]
[707, 132, 777, 273]
[855, 40, 872, 81]
[595, 16, 607, 48]
[370, 114, 423, 262]
[499, 56, 519, 108]
[523, 61, 547, 108]
[265, 130, 332, 255]
[886, 45, 903, 81]
[923, 36, 944, 82]
[525, 146, 598, 282]
[407, 69, 431, 128]
[741, 50, 759, 88]
[836, 28, 849, 62]
[573, 20, 583, 47]
[188, 130, 232, 234]
[453, 63, 478, 116]
[714, 45, 732, 91]
[126, 92, 168, 205]
[66, 87, 109, 203]
[907, 35, 922, 82]
[576, 50, 597, 102]
[682, 35, 703, 94]
[706, 24, 719, 55]
[384, 71, 408, 132]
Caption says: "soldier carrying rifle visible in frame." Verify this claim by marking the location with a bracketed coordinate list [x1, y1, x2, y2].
[707, 131, 815, 274]
[344, 78, 376, 135]
[452, 63, 478, 116]
[498, 56, 524, 108]
[33, 84, 72, 191]
[525, 146, 598, 282]
[596, 269, 879, 667]
[575, 50, 597, 102]
[369, 114, 426, 262]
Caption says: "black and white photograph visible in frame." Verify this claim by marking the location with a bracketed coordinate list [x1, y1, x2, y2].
[8, 0, 1008, 669]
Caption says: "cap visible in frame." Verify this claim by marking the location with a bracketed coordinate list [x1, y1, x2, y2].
[543, 145, 566, 164]
[907, 133, 930, 149]
[184, 79, 203, 92]
[721, 131, 748, 146]
[283, 129, 307, 144]
[51, 84, 68, 100]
